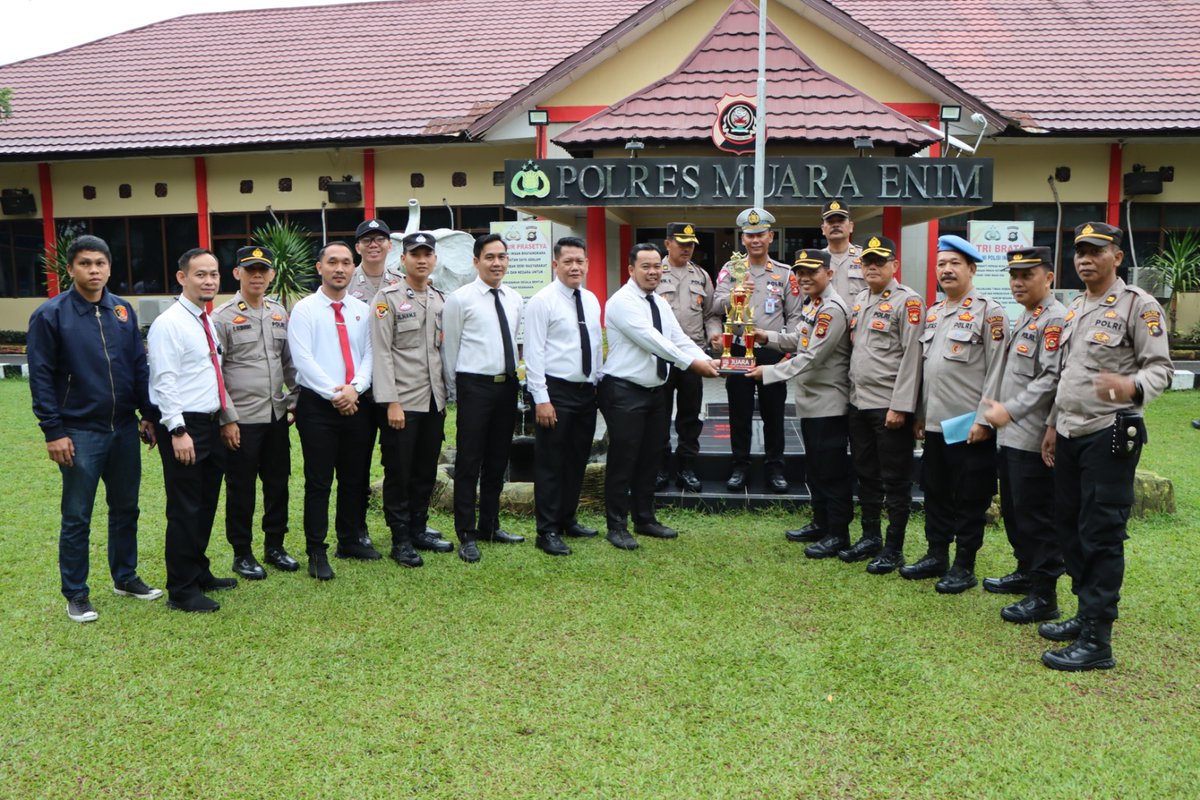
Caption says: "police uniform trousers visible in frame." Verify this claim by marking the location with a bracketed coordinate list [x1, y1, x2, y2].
[661, 366, 704, 470]
[453, 372, 518, 541]
[1054, 428, 1140, 621]
[534, 377, 597, 536]
[725, 346, 785, 470]
[998, 445, 1063, 585]
[800, 415, 854, 540]
[155, 412, 226, 601]
[598, 376, 667, 532]
[848, 407, 914, 544]
[920, 431, 997, 567]
[378, 399, 445, 546]
[223, 413, 291, 557]
[295, 387, 376, 553]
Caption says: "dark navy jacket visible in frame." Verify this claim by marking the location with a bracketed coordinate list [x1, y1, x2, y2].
[27, 287, 154, 441]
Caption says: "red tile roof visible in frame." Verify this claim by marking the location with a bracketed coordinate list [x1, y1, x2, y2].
[825, 0, 1200, 132]
[0, 0, 657, 157]
[555, 0, 937, 151]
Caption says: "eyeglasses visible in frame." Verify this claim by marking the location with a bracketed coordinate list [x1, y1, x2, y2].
[360, 236, 389, 245]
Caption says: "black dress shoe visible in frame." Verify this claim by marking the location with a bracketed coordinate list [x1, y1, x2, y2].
[768, 471, 789, 494]
[458, 540, 481, 563]
[200, 575, 238, 592]
[535, 532, 571, 556]
[726, 469, 748, 492]
[389, 542, 424, 568]
[866, 548, 905, 575]
[805, 535, 850, 559]
[483, 528, 525, 544]
[563, 523, 598, 538]
[166, 593, 220, 613]
[655, 470, 670, 491]
[899, 554, 948, 580]
[263, 547, 300, 571]
[335, 537, 382, 560]
[232, 556, 266, 580]
[935, 565, 978, 594]
[635, 522, 678, 539]
[676, 470, 703, 493]
[1001, 593, 1060, 624]
[308, 553, 335, 581]
[606, 529, 639, 550]
[1039, 616, 1082, 642]
[982, 570, 1032, 595]
[413, 529, 454, 553]
[1042, 620, 1115, 671]
[837, 537, 882, 563]
[785, 523, 823, 543]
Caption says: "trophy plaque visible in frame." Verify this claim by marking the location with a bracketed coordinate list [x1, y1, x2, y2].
[718, 251, 756, 374]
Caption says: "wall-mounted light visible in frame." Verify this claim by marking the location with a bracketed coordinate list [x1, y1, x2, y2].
[939, 105, 962, 123]
[625, 139, 645, 159]
[528, 109, 550, 127]
[853, 137, 874, 157]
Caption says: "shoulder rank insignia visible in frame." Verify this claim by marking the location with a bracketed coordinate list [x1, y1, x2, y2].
[237, 301, 247, 311]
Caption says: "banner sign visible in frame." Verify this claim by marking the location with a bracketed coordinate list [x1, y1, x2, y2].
[490, 220, 553, 300]
[968, 220, 1035, 321]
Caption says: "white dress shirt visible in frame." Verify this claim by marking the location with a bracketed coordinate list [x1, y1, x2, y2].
[148, 296, 223, 431]
[602, 279, 708, 388]
[287, 287, 373, 400]
[524, 279, 603, 404]
[442, 277, 523, 400]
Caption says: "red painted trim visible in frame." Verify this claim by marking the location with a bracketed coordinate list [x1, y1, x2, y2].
[194, 157, 210, 249]
[38, 163, 58, 297]
[535, 126, 548, 160]
[542, 105, 607, 124]
[618, 224, 632, 286]
[586, 207, 608, 319]
[1107, 143, 1122, 227]
[885, 102, 941, 123]
[363, 148, 376, 219]
[925, 140, 941, 302]
[883, 207, 902, 256]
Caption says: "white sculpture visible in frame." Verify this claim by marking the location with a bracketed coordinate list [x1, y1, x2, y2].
[384, 199, 477, 294]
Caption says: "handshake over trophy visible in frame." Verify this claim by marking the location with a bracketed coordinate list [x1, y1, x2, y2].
[719, 251, 756, 374]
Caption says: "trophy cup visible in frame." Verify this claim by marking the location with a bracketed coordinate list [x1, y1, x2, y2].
[719, 252, 757, 374]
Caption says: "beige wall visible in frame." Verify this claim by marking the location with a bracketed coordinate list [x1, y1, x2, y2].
[987, 142, 1112, 204]
[51, 157, 198, 218]
[375, 142, 529, 208]
[1121, 143, 1200, 203]
[0, 163, 41, 220]
[206, 150, 360, 213]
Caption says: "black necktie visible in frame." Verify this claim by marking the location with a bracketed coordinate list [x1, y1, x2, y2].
[491, 288, 517, 375]
[646, 293, 668, 379]
[574, 288, 592, 378]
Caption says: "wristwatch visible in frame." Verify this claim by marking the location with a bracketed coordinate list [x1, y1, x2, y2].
[170, 425, 188, 438]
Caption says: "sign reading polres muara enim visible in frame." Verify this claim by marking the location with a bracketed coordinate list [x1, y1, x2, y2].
[506, 157, 993, 207]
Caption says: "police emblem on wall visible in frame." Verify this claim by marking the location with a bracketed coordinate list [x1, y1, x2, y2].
[510, 161, 551, 199]
[712, 94, 762, 155]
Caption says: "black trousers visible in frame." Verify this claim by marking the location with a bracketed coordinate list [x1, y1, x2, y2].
[378, 399, 445, 545]
[534, 378, 597, 536]
[725, 348, 785, 469]
[223, 414, 290, 556]
[661, 367, 703, 469]
[848, 407, 914, 544]
[800, 415, 854, 540]
[295, 387, 376, 554]
[921, 431, 997, 568]
[454, 373, 517, 541]
[1055, 428, 1140, 621]
[156, 413, 225, 600]
[599, 376, 667, 532]
[998, 445, 1063, 584]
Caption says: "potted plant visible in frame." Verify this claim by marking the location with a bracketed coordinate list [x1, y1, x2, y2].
[1142, 229, 1200, 336]
[251, 220, 317, 308]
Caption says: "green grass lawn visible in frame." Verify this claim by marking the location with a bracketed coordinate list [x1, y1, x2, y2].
[1, 380, 1198, 798]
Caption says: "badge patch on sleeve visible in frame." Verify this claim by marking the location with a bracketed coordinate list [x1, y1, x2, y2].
[814, 311, 833, 338]
[1044, 325, 1062, 351]
[1142, 310, 1163, 336]
[375, 303, 389, 319]
[988, 315, 1005, 341]
[906, 298, 921, 325]
[789, 274, 800, 296]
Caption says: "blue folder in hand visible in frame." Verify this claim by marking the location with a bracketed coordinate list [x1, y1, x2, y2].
[941, 411, 977, 445]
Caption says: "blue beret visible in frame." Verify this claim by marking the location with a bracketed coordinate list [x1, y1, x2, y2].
[937, 235, 982, 263]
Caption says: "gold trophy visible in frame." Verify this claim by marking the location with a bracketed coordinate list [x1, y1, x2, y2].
[719, 251, 756, 374]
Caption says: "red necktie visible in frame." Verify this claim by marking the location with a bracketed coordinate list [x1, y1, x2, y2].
[198, 311, 227, 411]
[330, 301, 355, 385]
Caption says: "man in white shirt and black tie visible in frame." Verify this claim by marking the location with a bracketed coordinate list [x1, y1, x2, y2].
[600, 244, 720, 550]
[524, 237, 604, 556]
[443, 233, 526, 563]
[148, 248, 238, 612]
[287, 241, 377, 580]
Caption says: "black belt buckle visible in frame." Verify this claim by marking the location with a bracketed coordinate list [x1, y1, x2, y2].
[1112, 411, 1146, 458]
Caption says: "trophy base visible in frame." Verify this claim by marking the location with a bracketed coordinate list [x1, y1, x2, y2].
[718, 356, 756, 375]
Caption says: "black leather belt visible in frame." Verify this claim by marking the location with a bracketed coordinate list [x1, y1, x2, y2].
[460, 372, 515, 384]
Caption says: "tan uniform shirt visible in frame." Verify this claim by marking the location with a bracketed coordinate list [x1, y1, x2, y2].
[1050, 279, 1174, 438]
[656, 259, 722, 348]
[848, 279, 924, 414]
[761, 283, 851, 417]
[348, 265, 401, 303]
[824, 243, 867, 305]
[920, 288, 1008, 432]
[370, 281, 447, 412]
[713, 258, 803, 339]
[212, 293, 297, 425]
[991, 297, 1067, 452]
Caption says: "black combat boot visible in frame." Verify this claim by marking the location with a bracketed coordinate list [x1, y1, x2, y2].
[1042, 619, 1115, 672]
[1038, 616, 1082, 642]
[1001, 584, 1060, 624]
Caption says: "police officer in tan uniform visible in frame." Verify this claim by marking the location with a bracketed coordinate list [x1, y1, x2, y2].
[902, 235, 1007, 593]
[840, 236, 924, 574]
[820, 199, 867, 305]
[213, 246, 300, 578]
[980, 246, 1067, 624]
[713, 208, 803, 493]
[749, 249, 852, 558]
[371, 231, 454, 566]
[349, 218, 401, 302]
[1038, 222, 1173, 672]
[656, 222, 721, 493]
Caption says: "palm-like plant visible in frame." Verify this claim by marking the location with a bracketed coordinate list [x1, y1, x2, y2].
[1143, 229, 1200, 336]
[40, 233, 77, 294]
[252, 220, 317, 308]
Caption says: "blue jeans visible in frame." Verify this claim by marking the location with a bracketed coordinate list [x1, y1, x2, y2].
[58, 420, 142, 600]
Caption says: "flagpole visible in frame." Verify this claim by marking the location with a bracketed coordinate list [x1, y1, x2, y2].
[753, 0, 767, 209]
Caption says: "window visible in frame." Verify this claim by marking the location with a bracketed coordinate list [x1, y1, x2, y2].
[0, 220, 44, 298]
[54, 215, 199, 296]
